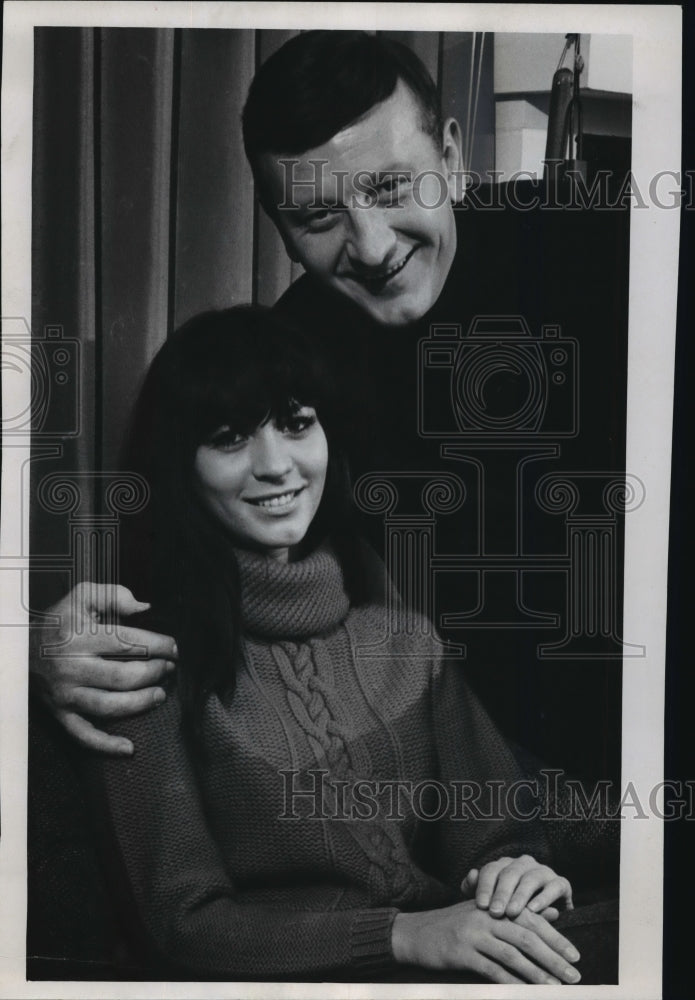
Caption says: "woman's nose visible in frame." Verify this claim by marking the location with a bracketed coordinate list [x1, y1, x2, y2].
[251, 427, 293, 480]
[344, 207, 398, 271]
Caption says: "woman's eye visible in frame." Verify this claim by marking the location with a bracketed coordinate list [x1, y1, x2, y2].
[208, 428, 247, 450]
[281, 409, 317, 435]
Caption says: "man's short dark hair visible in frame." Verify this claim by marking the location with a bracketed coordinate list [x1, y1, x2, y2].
[242, 30, 443, 203]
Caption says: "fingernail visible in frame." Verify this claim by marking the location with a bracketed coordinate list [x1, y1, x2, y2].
[478, 895, 489, 907]
[153, 688, 166, 704]
[565, 947, 581, 963]
[172, 642, 179, 657]
[527, 899, 540, 911]
[120, 740, 134, 755]
[166, 660, 176, 672]
[565, 967, 581, 983]
[490, 903, 503, 916]
[545, 977, 561, 985]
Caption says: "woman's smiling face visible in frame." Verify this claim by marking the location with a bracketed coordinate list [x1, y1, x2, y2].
[193, 405, 328, 563]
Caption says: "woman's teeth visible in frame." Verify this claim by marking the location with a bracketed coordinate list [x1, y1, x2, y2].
[251, 490, 298, 509]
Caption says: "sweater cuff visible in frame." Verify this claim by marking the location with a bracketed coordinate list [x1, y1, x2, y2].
[350, 908, 399, 974]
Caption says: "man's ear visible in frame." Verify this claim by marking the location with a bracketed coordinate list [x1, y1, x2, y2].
[254, 154, 302, 263]
[263, 201, 301, 263]
[441, 117, 463, 202]
[276, 221, 301, 264]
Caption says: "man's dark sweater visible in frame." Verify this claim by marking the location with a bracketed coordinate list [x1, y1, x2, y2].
[274, 193, 630, 786]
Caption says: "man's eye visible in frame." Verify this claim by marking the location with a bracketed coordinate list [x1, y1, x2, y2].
[378, 173, 411, 203]
[303, 208, 341, 231]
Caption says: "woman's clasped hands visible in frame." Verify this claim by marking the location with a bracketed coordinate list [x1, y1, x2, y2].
[391, 854, 580, 985]
[460, 853, 574, 920]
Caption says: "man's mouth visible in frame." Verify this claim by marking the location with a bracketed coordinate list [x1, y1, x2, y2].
[350, 247, 417, 291]
[245, 488, 303, 509]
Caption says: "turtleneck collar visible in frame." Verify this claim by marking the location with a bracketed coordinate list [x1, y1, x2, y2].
[236, 546, 350, 640]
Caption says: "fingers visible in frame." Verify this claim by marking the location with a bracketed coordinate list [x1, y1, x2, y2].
[539, 907, 560, 922]
[470, 955, 527, 985]
[69, 685, 168, 720]
[514, 907, 581, 970]
[85, 660, 176, 691]
[482, 855, 537, 916]
[102, 625, 178, 660]
[460, 869, 479, 898]
[473, 856, 514, 910]
[482, 934, 567, 986]
[86, 658, 175, 692]
[57, 709, 134, 756]
[493, 914, 581, 985]
[39, 656, 174, 694]
[75, 582, 150, 617]
[44, 583, 175, 660]
[505, 868, 570, 918]
[40, 624, 177, 662]
[526, 877, 574, 914]
[478, 856, 572, 920]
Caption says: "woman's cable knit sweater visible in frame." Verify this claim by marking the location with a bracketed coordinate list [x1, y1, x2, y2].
[86, 548, 575, 979]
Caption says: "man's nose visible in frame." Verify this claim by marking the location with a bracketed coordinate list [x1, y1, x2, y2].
[344, 207, 397, 271]
[252, 428, 293, 480]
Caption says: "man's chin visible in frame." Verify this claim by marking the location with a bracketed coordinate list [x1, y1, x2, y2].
[340, 284, 434, 328]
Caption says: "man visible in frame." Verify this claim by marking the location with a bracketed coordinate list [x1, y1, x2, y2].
[30, 29, 624, 983]
[243, 32, 461, 328]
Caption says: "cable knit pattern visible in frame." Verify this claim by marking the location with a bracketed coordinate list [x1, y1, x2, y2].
[84, 547, 604, 979]
[270, 636, 426, 904]
[272, 641, 351, 769]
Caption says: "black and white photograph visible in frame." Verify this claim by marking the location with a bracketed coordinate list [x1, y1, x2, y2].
[0, 3, 683, 997]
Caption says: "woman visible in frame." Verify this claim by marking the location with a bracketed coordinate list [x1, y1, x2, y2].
[86, 307, 593, 983]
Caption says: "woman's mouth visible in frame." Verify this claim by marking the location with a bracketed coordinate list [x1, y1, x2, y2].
[245, 488, 303, 509]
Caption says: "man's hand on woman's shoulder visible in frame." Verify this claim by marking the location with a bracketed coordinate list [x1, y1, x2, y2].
[30, 582, 177, 755]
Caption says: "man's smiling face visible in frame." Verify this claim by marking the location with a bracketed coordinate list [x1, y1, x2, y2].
[258, 81, 462, 327]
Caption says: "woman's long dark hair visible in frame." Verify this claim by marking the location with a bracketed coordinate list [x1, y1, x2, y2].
[119, 306, 369, 739]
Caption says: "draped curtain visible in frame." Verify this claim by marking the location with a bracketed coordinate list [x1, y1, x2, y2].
[30, 27, 494, 608]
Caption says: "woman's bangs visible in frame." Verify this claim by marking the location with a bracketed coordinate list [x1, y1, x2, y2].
[186, 347, 325, 442]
